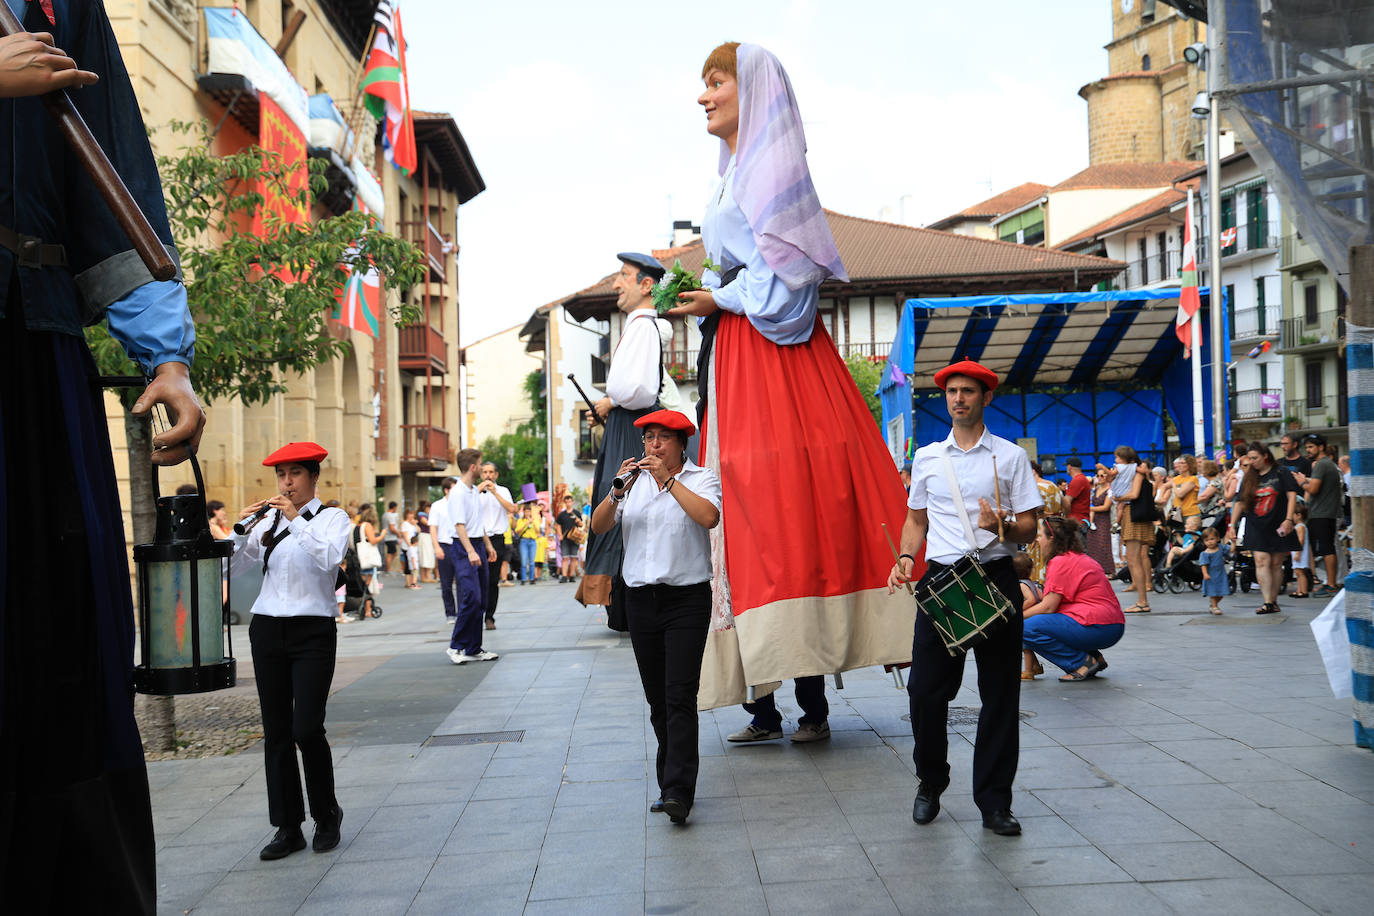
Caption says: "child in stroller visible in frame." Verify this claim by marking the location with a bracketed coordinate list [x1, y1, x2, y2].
[338, 539, 383, 621]
[1154, 516, 1204, 593]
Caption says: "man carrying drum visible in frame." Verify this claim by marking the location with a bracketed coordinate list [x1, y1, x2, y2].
[887, 359, 1041, 837]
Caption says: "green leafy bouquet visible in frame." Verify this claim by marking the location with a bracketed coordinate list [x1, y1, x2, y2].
[651, 257, 721, 315]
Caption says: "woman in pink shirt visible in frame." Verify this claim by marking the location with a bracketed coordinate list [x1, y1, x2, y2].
[1023, 517, 1126, 682]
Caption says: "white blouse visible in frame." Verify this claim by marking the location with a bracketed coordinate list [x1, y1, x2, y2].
[614, 460, 721, 587]
[229, 498, 351, 618]
[701, 155, 819, 345]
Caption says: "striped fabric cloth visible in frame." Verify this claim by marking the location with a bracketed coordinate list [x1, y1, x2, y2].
[1345, 321, 1373, 749]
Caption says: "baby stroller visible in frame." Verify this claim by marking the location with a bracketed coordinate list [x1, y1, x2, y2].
[1153, 527, 1204, 594]
[340, 542, 383, 620]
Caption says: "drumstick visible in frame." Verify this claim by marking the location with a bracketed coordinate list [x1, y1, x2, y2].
[881, 522, 914, 594]
[992, 455, 1005, 542]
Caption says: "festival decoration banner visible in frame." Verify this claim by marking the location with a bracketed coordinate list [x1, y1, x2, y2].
[1175, 188, 1201, 356]
[254, 94, 309, 239]
[332, 197, 381, 337]
[359, 0, 417, 175]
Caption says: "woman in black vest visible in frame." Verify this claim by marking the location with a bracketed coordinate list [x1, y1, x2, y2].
[230, 442, 351, 859]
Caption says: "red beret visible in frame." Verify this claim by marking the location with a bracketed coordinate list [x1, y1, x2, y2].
[262, 441, 328, 467]
[933, 359, 998, 392]
[633, 409, 696, 437]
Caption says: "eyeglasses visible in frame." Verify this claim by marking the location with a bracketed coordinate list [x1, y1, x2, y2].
[642, 431, 678, 444]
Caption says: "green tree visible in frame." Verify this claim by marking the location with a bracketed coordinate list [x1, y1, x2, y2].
[845, 355, 884, 428]
[478, 369, 549, 490]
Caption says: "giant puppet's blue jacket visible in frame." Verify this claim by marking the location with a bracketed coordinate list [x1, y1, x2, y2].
[0, 0, 192, 370]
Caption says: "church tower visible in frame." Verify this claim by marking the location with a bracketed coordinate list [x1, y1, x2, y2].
[1079, 0, 1208, 164]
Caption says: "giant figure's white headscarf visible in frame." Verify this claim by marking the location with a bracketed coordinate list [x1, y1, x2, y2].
[715, 44, 848, 290]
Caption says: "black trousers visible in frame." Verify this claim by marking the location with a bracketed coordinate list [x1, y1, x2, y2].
[250, 614, 339, 827]
[485, 538, 508, 621]
[907, 556, 1022, 815]
[744, 676, 828, 729]
[626, 582, 711, 807]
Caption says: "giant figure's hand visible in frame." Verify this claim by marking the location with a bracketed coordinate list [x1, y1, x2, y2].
[0, 32, 98, 97]
[133, 362, 206, 466]
[667, 289, 719, 318]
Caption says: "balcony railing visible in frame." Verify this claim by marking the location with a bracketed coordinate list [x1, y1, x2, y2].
[400, 424, 450, 471]
[1285, 395, 1348, 430]
[1280, 311, 1342, 351]
[398, 322, 446, 373]
[1103, 250, 1183, 290]
[664, 349, 699, 383]
[1231, 388, 1283, 421]
[1231, 305, 1281, 340]
[837, 341, 892, 362]
[399, 219, 447, 284]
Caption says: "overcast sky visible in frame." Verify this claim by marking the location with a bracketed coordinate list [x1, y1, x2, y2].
[402, 0, 1113, 346]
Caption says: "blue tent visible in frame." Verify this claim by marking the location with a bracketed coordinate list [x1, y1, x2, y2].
[878, 289, 1231, 471]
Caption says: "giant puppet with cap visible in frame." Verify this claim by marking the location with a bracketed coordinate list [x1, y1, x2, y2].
[577, 252, 681, 627]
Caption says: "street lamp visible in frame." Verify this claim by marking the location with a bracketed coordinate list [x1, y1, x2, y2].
[1192, 91, 1211, 117]
[133, 453, 236, 695]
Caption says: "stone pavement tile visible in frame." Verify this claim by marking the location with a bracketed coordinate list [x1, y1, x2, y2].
[954, 814, 1090, 849]
[1164, 803, 1317, 843]
[406, 884, 528, 916]
[1031, 785, 1168, 817]
[941, 792, 1053, 821]
[155, 869, 226, 916]
[538, 826, 645, 863]
[1069, 741, 1180, 768]
[1019, 882, 1176, 916]
[1178, 752, 1316, 784]
[417, 850, 539, 892]
[1270, 803, 1374, 862]
[754, 841, 877, 884]
[739, 790, 841, 820]
[294, 855, 435, 915]
[1262, 745, 1374, 797]
[156, 840, 253, 876]
[817, 728, 889, 749]
[339, 825, 450, 862]
[527, 856, 644, 901]
[644, 848, 761, 891]
[744, 812, 858, 851]
[1014, 747, 1116, 791]
[1123, 722, 1224, 742]
[481, 753, 568, 778]
[561, 758, 649, 782]
[645, 883, 769, 915]
[1128, 780, 1254, 816]
[565, 741, 648, 764]
[469, 772, 563, 801]
[1100, 759, 1214, 788]
[165, 813, 275, 848]
[546, 801, 646, 835]
[1097, 840, 1253, 881]
[1269, 873, 1374, 915]
[442, 816, 547, 856]
[1059, 809, 1202, 845]
[645, 820, 753, 857]
[1142, 876, 1314, 915]
[762, 876, 898, 915]
[982, 843, 1132, 886]
[732, 766, 832, 797]
[363, 801, 464, 834]
[382, 779, 476, 807]
[192, 860, 329, 910]
[555, 777, 648, 808]
[846, 805, 951, 844]
[523, 892, 644, 915]
[860, 835, 992, 877]
[1189, 714, 1325, 749]
[883, 868, 1034, 916]
[1233, 778, 1366, 810]
[1036, 724, 1140, 745]
[1212, 831, 1369, 877]
[1017, 727, 1062, 748]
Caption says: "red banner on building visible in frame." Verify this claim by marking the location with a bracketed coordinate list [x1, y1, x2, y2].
[254, 94, 309, 238]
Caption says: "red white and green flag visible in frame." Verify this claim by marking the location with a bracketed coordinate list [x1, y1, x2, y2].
[358, 0, 417, 175]
[1175, 187, 1202, 356]
[332, 197, 381, 336]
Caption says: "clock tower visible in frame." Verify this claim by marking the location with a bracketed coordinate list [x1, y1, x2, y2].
[1079, 0, 1209, 164]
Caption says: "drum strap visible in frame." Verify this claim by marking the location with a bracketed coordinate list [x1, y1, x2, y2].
[940, 456, 982, 556]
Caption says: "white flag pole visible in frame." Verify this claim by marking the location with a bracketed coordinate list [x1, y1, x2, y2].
[1191, 296, 1205, 458]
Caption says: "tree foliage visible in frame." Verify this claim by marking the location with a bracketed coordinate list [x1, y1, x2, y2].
[845, 355, 884, 428]
[86, 121, 425, 406]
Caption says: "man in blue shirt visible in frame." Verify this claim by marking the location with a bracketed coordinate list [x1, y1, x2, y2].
[1, 6, 204, 909]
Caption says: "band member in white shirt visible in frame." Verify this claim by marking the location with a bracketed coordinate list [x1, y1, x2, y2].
[230, 442, 351, 860]
[591, 410, 721, 825]
[429, 477, 457, 621]
[476, 461, 516, 628]
[888, 360, 1041, 838]
[578, 252, 670, 629]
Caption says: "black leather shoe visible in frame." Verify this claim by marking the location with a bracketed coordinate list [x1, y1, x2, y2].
[650, 798, 665, 813]
[912, 781, 946, 825]
[661, 797, 690, 824]
[312, 805, 343, 852]
[982, 810, 1021, 836]
[260, 826, 306, 860]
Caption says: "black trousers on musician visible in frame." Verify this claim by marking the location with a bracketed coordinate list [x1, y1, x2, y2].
[485, 538, 508, 621]
[907, 556, 1023, 816]
[626, 582, 711, 808]
[250, 614, 339, 827]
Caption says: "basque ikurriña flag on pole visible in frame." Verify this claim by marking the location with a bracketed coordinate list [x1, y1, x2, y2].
[332, 197, 381, 337]
[1176, 187, 1202, 357]
[358, 0, 417, 175]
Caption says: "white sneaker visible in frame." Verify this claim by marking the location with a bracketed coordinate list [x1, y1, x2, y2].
[447, 649, 473, 665]
[472, 649, 499, 661]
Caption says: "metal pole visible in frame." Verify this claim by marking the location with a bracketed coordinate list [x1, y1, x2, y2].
[1206, 6, 1228, 455]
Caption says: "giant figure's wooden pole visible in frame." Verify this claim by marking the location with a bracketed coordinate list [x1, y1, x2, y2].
[0, 7, 176, 281]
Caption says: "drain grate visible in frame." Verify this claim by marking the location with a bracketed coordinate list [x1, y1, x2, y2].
[901, 707, 1035, 726]
[424, 730, 525, 747]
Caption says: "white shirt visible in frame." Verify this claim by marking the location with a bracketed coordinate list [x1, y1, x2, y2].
[400, 520, 419, 550]
[229, 498, 351, 618]
[382, 510, 399, 541]
[615, 459, 721, 587]
[430, 495, 453, 544]
[477, 483, 513, 537]
[908, 427, 1042, 566]
[605, 309, 667, 410]
[452, 481, 482, 543]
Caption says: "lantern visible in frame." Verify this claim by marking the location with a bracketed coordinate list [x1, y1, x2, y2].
[133, 453, 235, 694]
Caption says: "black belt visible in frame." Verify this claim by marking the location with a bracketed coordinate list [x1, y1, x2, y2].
[694, 264, 745, 426]
[0, 223, 68, 269]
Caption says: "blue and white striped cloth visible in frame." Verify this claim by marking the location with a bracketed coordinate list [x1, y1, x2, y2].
[1345, 321, 1373, 749]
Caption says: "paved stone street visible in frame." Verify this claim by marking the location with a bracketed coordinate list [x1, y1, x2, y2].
[150, 574, 1374, 915]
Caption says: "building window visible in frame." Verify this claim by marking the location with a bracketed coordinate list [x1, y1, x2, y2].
[1225, 284, 1234, 325]
[1138, 237, 1148, 284]
[1255, 277, 1267, 334]
[1142, 0, 1156, 22]
[1245, 186, 1267, 249]
[1142, 54, 1152, 71]
[1220, 193, 1236, 255]
[1305, 360, 1324, 409]
[1259, 362, 1268, 390]
[1019, 219, 1044, 246]
[1156, 230, 1167, 277]
[1304, 284, 1319, 323]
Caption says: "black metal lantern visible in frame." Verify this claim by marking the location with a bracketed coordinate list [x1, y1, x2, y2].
[133, 452, 235, 694]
